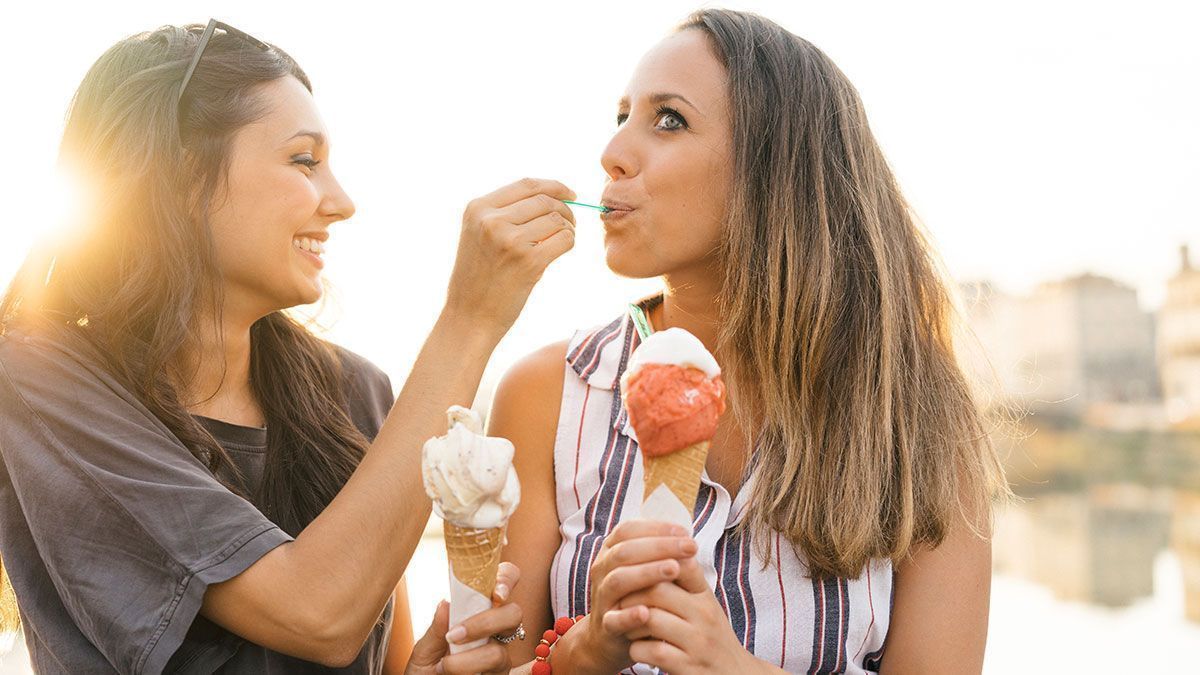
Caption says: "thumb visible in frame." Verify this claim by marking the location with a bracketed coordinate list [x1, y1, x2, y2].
[408, 600, 450, 667]
[675, 556, 709, 594]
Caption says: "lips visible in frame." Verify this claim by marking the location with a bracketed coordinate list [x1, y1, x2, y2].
[600, 198, 635, 225]
[294, 230, 330, 242]
[295, 249, 324, 270]
[600, 198, 635, 212]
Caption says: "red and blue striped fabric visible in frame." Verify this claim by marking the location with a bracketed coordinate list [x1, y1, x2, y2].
[547, 299, 893, 674]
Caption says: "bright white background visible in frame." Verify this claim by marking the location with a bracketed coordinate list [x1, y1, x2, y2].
[2, 1, 1199, 672]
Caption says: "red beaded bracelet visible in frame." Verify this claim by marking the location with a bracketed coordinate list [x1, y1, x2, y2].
[531, 615, 585, 675]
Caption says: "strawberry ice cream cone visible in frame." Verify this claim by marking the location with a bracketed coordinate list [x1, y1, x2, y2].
[621, 328, 726, 529]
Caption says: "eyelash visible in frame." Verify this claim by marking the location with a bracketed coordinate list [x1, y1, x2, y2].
[292, 156, 322, 169]
[615, 106, 689, 131]
[654, 106, 687, 130]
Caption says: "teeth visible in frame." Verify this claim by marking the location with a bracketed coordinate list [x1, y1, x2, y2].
[292, 237, 325, 255]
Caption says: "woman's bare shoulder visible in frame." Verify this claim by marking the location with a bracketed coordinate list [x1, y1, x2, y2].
[488, 341, 570, 459]
[489, 341, 571, 495]
[493, 340, 570, 403]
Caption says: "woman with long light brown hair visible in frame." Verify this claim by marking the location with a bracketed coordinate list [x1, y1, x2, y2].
[493, 9, 1009, 674]
[0, 20, 578, 674]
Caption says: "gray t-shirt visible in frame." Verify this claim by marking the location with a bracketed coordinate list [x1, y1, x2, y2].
[0, 327, 398, 674]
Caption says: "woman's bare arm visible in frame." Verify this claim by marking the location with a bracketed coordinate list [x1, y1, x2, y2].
[202, 313, 501, 664]
[488, 341, 569, 665]
[878, 516, 992, 674]
[382, 577, 415, 674]
[199, 178, 578, 666]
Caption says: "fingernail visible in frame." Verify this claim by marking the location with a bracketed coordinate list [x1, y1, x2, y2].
[680, 539, 698, 555]
[436, 662, 445, 675]
[495, 583, 510, 601]
[661, 561, 676, 577]
[671, 525, 688, 536]
[446, 625, 467, 643]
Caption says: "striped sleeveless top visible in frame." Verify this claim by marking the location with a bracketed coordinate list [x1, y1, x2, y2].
[548, 300, 892, 674]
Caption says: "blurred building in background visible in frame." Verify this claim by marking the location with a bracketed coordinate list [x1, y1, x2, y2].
[1160, 245, 1200, 429]
[1026, 274, 1159, 416]
[959, 281, 1028, 402]
[960, 272, 1160, 426]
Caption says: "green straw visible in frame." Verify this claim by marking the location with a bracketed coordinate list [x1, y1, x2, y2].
[562, 200, 611, 213]
[627, 303, 654, 339]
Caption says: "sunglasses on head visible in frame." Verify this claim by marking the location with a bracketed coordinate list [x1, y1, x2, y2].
[177, 19, 271, 107]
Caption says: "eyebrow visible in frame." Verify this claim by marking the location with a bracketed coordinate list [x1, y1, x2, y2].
[618, 92, 699, 111]
[285, 130, 327, 146]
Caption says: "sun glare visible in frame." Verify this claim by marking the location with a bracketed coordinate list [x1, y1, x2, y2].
[39, 165, 90, 246]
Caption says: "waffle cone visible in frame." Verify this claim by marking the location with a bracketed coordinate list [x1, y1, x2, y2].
[643, 441, 710, 510]
[442, 522, 504, 598]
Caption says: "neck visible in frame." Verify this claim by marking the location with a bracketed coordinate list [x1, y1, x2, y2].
[179, 299, 264, 427]
[656, 264, 722, 358]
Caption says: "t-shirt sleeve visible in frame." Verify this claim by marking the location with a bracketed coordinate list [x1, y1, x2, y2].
[335, 345, 395, 442]
[0, 333, 293, 674]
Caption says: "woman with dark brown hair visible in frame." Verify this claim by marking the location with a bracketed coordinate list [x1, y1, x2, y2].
[0, 21, 577, 674]
[494, 9, 1009, 675]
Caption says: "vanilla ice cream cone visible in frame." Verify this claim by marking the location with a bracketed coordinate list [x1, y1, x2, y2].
[443, 521, 505, 599]
[422, 406, 521, 654]
[443, 521, 506, 653]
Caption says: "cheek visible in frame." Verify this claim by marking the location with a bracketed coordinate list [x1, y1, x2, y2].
[256, 172, 321, 235]
[247, 170, 318, 231]
[644, 148, 729, 255]
[604, 140, 732, 277]
[210, 170, 319, 271]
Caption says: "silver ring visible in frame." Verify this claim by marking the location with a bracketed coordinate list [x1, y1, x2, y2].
[492, 623, 526, 644]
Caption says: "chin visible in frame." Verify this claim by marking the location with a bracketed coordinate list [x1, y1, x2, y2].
[280, 278, 324, 309]
[604, 246, 664, 280]
[297, 285, 324, 307]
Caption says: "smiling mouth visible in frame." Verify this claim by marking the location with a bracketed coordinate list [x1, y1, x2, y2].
[293, 236, 326, 270]
[293, 236, 326, 256]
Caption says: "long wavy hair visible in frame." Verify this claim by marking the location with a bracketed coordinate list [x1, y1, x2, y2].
[683, 9, 1011, 578]
[0, 24, 371, 631]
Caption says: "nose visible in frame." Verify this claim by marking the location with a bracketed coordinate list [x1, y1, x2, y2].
[600, 126, 637, 181]
[319, 167, 356, 223]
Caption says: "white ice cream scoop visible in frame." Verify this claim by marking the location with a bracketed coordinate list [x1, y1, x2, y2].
[421, 406, 520, 529]
[620, 326, 721, 392]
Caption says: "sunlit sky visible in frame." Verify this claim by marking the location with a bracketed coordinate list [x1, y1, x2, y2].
[3, 0, 1198, 390]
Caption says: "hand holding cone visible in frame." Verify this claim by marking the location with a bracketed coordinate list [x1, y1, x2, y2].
[422, 406, 520, 653]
